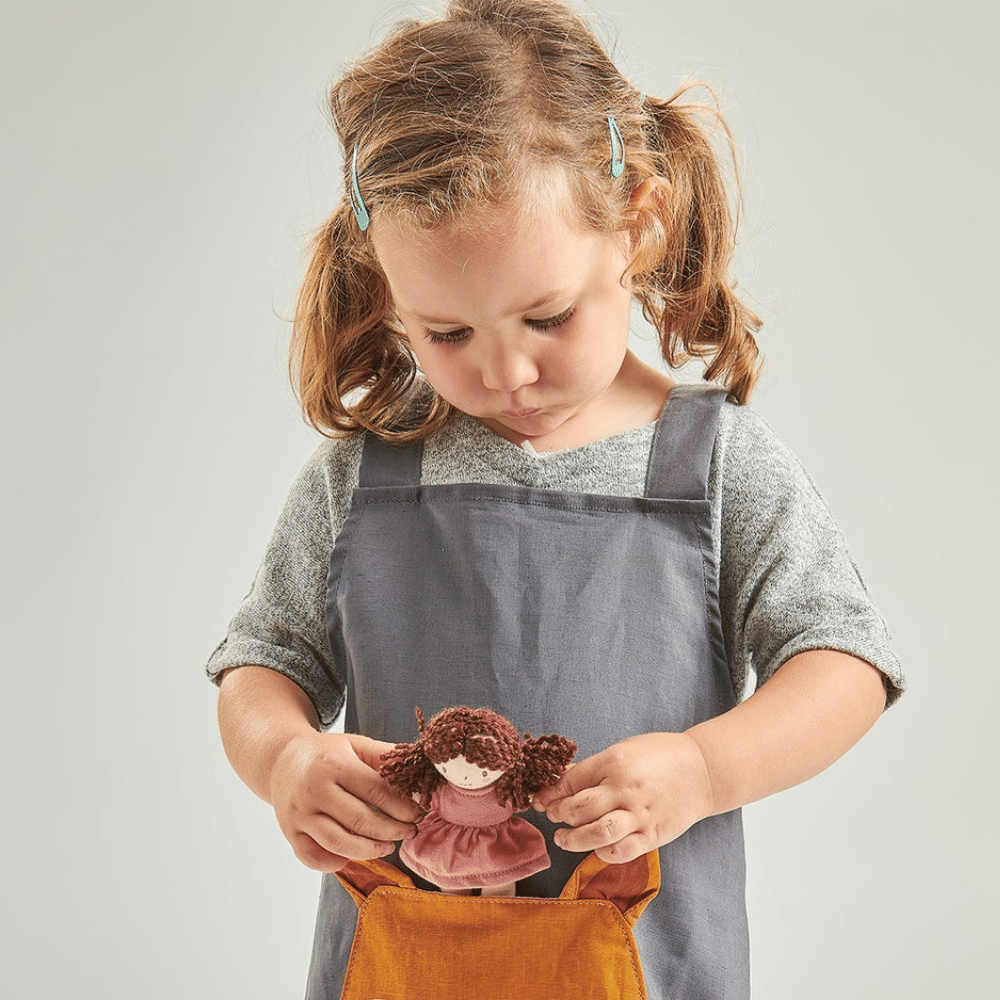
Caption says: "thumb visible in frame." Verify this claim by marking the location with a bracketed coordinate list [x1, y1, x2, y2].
[347, 734, 399, 772]
[532, 760, 583, 812]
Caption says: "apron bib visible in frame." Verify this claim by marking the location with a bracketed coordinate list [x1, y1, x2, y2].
[307, 384, 750, 1000]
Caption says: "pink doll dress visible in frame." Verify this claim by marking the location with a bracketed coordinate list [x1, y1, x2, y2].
[399, 782, 550, 890]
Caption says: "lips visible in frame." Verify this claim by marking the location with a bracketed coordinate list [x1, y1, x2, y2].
[502, 407, 540, 418]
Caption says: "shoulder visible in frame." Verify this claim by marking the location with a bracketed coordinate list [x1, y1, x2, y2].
[274, 432, 367, 539]
[293, 431, 366, 495]
[711, 396, 864, 585]
[715, 399, 799, 472]
[709, 397, 850, 571]
[712, 399, 826, 504]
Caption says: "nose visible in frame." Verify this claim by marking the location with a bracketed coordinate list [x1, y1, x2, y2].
[477, 336, 540, 393]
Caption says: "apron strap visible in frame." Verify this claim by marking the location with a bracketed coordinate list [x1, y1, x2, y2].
[358, 433, 424, 488]
[645, 384, 728, 500]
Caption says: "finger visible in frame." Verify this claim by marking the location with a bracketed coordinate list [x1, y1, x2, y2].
[552, 808, 637, 854]
[337, 738, 425, 825]
[594, 832, 656, 866]
[319, 781, 420, 844]
[290, 828, 392, 874]
[304, 812, 398, 865]
[541, 786, 616, 828]
[349, 734, 403, 771]
[289, 831, 350, 872]
[534, 758, 600, 810]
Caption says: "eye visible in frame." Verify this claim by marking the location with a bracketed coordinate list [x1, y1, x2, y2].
[526, 306, 576, 332]
[425, 327, 471, 345]
[482, 770, 489, 778]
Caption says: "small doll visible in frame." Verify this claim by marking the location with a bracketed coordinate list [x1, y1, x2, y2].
[380, 707, 576, 897]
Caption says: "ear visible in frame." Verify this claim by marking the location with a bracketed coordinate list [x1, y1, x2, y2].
[625, 174, 673, 280]
[629, 175, 671, 212]
[626, 175, 671, 244]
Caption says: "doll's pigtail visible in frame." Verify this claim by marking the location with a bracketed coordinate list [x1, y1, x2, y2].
[380, 724, 444, 809]
[499, 733, 577, 810]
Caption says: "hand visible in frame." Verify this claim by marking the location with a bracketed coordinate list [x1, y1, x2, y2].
[533, 732, 714, 864]
[269, 731, 423, 873]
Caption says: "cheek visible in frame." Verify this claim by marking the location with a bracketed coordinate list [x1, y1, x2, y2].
[556, 326, 628, 381]
[416, 350, 477, 396]
[406, 338, 458, 383]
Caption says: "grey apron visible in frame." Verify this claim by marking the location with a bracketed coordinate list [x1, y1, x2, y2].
[307, 384, 750, 1000]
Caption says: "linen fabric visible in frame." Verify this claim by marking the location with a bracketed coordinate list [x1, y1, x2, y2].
[206, 396, 904, 721]
[206, 385, 905, 1000]
[334, 851, 660, 1000]
[315, 385, 744, 997]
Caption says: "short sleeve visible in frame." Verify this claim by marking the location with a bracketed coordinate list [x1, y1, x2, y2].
[711, 404, 905, 708]
[205, 433, 365, 727]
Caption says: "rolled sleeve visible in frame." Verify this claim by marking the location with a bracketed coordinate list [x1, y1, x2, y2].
[712, 405, 904, 708]
[205, 434, 364, 728]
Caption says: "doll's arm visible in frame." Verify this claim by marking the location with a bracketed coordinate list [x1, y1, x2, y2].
[534, 649, 886, 863]
[217, 665, 422, 871]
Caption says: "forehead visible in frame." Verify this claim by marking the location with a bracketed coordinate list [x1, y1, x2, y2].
[371, 198, 621, 320]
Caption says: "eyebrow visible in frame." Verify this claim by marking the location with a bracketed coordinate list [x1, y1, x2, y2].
[411, 290, 573, 326]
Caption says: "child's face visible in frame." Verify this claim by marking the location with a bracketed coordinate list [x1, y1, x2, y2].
[371, 197, 640, 449]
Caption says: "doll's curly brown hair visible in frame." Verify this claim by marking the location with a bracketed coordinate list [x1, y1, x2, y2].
[380, 706, 576, 811]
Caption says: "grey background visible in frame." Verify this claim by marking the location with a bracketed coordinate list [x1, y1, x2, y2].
[3, 1, 996, 996]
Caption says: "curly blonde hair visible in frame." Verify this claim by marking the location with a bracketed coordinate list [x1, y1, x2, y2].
[380, 706, 576, 810]
[292, 0, 762, 442]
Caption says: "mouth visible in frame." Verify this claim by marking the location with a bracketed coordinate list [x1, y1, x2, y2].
[502, 407, 541, 418]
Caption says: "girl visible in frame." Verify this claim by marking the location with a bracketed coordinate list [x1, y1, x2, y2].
[208, 1, 904, 997]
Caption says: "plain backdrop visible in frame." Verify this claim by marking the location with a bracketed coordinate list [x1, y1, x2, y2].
[2, 1, 996, 997]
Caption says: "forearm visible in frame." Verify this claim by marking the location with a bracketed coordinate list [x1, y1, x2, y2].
[217, 665, 321, 804]
[686, 649, 887, 817]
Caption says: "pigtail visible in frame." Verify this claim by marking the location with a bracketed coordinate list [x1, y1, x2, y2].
[498, 732, 576, 810]
[380, 708, 445, 808]
[380, 741, 444, 809]
[630, 86, 763, 404]
[290, 204, 454, 442]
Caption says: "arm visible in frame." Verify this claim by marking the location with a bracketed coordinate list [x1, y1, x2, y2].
[534, 649, 886, 863]
[217, 665, 422, 872]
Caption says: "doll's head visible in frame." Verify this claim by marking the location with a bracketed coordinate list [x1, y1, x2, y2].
[291, 0, 762, 442]
[381, 706, 576, 810]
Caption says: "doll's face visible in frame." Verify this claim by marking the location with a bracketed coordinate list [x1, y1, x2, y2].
[434, 754, 505, 790]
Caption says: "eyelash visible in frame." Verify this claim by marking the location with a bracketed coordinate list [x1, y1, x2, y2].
[425, 306, 576, 345]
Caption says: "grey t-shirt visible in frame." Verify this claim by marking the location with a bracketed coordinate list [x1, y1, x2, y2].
[206, 401, 904, 727]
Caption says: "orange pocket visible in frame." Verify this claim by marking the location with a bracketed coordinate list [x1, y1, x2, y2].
[336, 851, 659, 1000]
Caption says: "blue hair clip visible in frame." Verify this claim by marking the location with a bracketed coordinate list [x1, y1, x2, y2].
[608, 116, 625, 178]
[349, 144, 371, 231]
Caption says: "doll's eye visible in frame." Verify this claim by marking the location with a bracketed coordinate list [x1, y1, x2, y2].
[482, 770, 488, 778]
